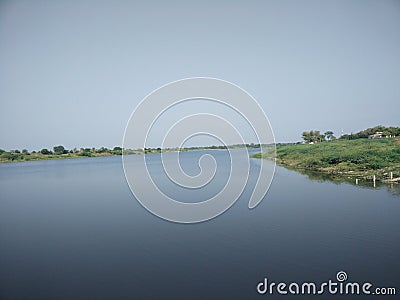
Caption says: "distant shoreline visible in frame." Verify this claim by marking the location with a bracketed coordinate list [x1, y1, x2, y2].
[0, 144, 265, 164]
[0, 152, 119, 164]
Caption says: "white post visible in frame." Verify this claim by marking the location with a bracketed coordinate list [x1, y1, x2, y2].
[355, 178, 359, 185]
[373, 175, 376, 188]
[390, 172, 393, 180]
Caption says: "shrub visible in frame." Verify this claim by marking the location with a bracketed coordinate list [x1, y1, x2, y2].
[40, 149, 51, 155]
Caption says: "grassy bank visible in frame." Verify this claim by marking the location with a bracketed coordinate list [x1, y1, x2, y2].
[0, 151, 123, 163]
[253, 138, 400, 182]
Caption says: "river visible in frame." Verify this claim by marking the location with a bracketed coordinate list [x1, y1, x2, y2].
[0, 150, 398, 299]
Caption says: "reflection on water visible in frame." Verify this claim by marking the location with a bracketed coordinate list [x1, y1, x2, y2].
[282, 165, 400, 196]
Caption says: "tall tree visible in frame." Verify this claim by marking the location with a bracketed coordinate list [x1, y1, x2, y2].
[302, 131, 312, 143]
[324, 131, 335, 141]
[53, 145, 66, 155]
[302, 130, 325, 143]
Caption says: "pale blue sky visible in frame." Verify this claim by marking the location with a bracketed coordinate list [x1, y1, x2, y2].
[1, 0, 399, 150]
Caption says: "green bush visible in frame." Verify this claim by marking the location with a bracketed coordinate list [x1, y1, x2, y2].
[40, 149, 51, 155]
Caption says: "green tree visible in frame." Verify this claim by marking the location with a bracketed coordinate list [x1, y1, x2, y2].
[22, 149, 29, 154]
[96, 147, 109, 153]
[112, 146, 122, 155]
[40, 148, 50, 155]
[302, 131, 312, 143]
[315, 131, 325, 142]
[324, 131, 335, 141]
[302, 130, 325, 143]
[387, 126, 400, 136]
[53, 145, 66, 155]
[80, 148, 92, 157]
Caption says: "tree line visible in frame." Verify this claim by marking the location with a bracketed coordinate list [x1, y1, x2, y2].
[0, 146, 123, 161]
[301, 125, 399, 143]
[339, 125, 400, 140]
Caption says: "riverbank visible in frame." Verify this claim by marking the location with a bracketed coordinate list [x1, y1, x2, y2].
[253, 138, 400, 183]
[0, 145, 260, 164]
[0, 151, 122, 163]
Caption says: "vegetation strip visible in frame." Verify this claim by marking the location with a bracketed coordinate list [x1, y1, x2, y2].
[253, 126, 400, 183]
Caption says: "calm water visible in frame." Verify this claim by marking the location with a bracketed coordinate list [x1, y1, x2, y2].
[0, 150, 399, 299]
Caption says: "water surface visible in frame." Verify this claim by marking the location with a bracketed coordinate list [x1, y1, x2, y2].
[0, 151, 399, 299]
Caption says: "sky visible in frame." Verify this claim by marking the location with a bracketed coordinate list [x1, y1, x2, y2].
[0, 0, 399, 150]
